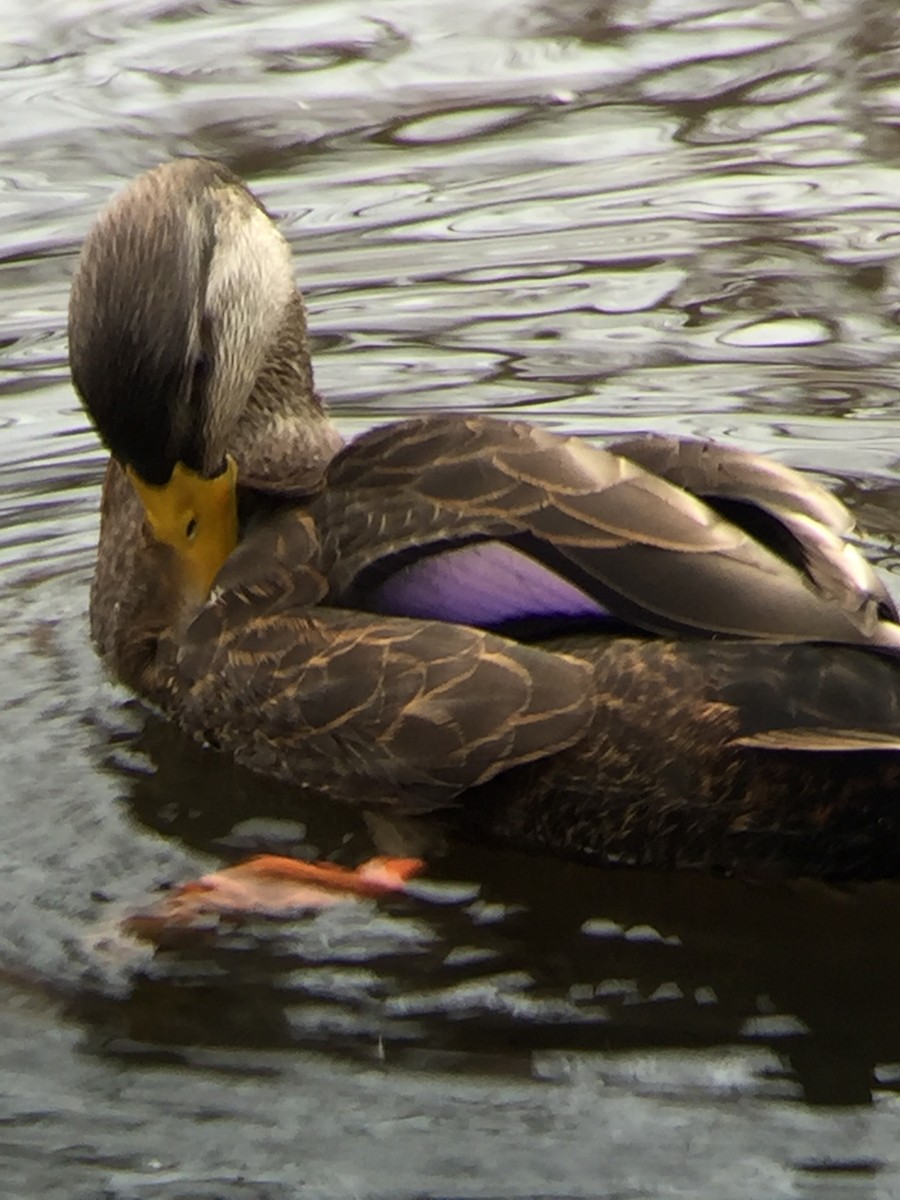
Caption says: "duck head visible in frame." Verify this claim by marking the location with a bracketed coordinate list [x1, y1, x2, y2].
[69, 158, 342, 603]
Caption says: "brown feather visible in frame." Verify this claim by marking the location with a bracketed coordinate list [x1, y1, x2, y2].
[315, 415, 900, 647]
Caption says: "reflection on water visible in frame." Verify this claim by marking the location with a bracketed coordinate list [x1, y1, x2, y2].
[77, 711, 900, 1114]
[5, 0, 900, 1196]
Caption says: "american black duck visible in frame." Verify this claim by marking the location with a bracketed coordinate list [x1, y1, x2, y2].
[68, 158, 900, 878]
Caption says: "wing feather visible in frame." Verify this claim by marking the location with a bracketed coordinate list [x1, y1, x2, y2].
[177, 589, 595, 809]
[315, 416, 900, 648]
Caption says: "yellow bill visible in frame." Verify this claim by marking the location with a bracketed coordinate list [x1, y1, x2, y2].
[127, 456, 239, 604]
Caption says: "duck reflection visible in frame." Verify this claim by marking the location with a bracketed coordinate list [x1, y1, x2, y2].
[73, 705, 900, 1106]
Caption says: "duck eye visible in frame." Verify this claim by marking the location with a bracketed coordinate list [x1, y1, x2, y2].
[185, 516, 198, 541]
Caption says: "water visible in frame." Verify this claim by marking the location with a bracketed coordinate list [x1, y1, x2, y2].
[4, 0, 900, 1195]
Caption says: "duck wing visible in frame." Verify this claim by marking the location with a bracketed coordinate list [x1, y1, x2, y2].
[607, 433, 854, 533]
[312, 416, 900, 649]
[608, 433, 898, 623]
[179, 548, 595, 808]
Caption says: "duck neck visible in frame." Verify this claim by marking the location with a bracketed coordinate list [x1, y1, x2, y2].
[90, 459, 193, 707]
[229, 290, 344, 497]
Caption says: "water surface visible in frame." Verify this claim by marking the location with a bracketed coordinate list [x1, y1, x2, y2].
[4, 1, 900, 1196]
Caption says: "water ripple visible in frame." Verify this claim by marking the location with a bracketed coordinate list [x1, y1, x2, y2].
[5, 10, 900, 1195]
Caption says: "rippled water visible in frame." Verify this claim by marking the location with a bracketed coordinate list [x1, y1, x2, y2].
[5, 1, 900, 1196]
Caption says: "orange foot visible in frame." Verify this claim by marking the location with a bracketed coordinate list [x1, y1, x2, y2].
[122, 854, 425, 942]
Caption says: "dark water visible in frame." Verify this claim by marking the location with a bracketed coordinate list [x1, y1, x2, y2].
[4, 0, 900, 1196]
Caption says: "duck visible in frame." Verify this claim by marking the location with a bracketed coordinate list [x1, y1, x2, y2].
[68, 158, 900, 880]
